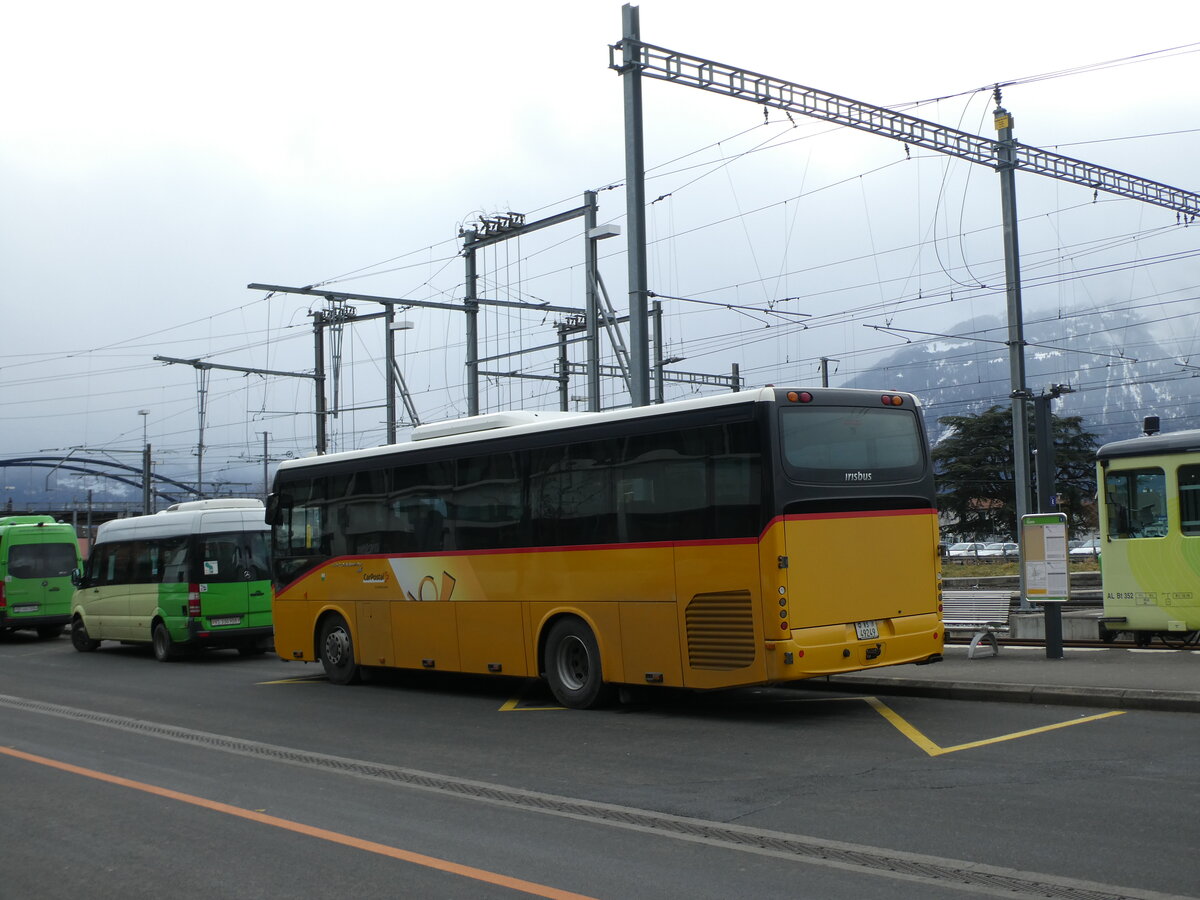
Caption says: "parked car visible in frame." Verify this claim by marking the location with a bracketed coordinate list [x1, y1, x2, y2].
[946, 542, 987, 557]
[1069, 537, 1101, 557]
[978, 541, 1019, 557]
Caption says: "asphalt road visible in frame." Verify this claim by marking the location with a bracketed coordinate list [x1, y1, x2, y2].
[2, 632, 1197, 899]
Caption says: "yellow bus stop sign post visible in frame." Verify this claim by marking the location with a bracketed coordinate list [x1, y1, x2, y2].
[1021, 512, 1069, 659]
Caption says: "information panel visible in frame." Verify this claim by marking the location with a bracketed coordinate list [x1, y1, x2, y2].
[1021, 512, 1070, 603]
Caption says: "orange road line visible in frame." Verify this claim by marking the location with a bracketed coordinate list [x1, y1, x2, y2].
[0, 745, 596, 900]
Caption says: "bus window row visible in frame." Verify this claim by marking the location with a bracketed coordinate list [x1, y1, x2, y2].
[273, 422, 764, 581]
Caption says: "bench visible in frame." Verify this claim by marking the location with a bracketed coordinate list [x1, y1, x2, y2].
[941, 590, 1015, 658]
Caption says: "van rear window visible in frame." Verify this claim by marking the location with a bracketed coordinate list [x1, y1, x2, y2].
[8, 543, 77, 579]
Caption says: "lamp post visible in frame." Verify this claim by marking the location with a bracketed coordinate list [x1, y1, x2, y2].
[138, 410, 151, 515]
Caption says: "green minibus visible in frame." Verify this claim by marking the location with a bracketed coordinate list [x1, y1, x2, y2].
[0, 515, 82, 638]
[70, 499, 273, 660]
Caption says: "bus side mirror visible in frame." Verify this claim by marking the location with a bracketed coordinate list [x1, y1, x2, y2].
[264, 494, 278, 525]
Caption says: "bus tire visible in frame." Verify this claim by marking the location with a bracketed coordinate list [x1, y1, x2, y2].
[319, 615, 360, 685]
[544, 618, 614, 710]
[70, 617, 100, 652]
[36, 624, 65, 640]
[152, 621, 180, 662]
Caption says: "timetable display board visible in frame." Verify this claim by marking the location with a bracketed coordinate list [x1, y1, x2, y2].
[1021, 513, 1070, 603]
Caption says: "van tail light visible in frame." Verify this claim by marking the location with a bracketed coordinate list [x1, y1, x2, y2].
[187, 584, 202, 617]
[0, 582, 6, 609]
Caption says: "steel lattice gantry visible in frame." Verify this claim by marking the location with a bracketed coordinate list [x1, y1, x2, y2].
[609, 37, 1200, 219]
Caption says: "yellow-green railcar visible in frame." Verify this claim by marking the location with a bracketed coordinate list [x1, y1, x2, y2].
[1097, 428, 1200, 645]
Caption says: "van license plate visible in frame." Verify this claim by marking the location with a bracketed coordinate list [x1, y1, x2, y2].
[209, 616, 242, 627]
[855, 620, 879, 640]
[12, 604, 39, 614]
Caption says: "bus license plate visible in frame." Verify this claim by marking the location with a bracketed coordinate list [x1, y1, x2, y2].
[209, 616, 242, 627]
[855, 620, 879, 640]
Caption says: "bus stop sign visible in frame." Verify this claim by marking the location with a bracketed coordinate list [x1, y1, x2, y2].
[1021, 512, 1070, 604]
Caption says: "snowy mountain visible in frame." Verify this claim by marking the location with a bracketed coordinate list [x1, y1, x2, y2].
[843, 306, 1200, 447]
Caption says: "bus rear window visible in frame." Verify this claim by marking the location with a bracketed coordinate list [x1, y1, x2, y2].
[779, 406, 925, 484]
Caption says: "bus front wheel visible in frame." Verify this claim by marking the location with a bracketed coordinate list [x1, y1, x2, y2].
[70, 617, 100, 653]
[319, 616, 360, 685]
[544, 618, 614, 710]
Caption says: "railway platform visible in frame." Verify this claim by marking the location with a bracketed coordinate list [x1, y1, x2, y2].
[796, 644, 1200, 713]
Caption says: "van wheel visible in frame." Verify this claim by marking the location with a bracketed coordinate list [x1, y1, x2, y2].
[319, 616, 360, 685]
[71, 618, 100, 652]
[152, 622, 180, 662]
[36, 624, 65, 640]
[544, 618, 615, 709]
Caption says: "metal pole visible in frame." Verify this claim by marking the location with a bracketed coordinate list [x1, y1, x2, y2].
[314, 312, 327, 455]
[621, 3, 650, 407]
[995, 102, 1031, 529]
[1034, 392, 1064, 659]
[142, 443, 151, 515]
[557, 327, 570, 411]
[385, 304, 397, 443]
[465, 246, 480, 416]
[261, 431, 269, 502]
[584, 190, 602, 411]
[652, 300, 664, 404]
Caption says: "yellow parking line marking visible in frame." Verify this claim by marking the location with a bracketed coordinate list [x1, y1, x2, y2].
[500, 687, 564, 711]
[257, 676, 328, 685]
[0, 745, 596, 900]
[864, 697, 1125, 756]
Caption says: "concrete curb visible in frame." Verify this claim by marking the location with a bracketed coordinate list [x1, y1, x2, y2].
[794, 675, 1200, 714]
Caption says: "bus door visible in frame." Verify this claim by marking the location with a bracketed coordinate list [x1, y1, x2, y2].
[194, 531, 272, 634]
[79, 542, 134, 639]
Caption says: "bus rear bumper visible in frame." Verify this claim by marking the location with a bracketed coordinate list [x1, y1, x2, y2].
[764, 617, 943, 681]
[184, 622, 275, 652]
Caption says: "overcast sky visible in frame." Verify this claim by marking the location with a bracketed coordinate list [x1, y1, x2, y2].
[3, 0, 1197, 497]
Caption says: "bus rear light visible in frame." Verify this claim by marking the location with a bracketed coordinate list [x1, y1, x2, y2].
[780, 621, 788, 630]
[881, 394, 904, 406]
[187, 584, 202, 617]
[786, 391, 814, 403]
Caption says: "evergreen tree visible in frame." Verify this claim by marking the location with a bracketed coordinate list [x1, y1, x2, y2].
[933, 405, 1098, 539]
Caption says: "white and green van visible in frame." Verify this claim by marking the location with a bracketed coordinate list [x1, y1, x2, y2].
[0, 515, 82, 639]
[70, 499, 273, 660]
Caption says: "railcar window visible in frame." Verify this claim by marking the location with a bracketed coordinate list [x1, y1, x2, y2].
[1105, 468, 1167, 539]
[1179, 465, 1200, 536]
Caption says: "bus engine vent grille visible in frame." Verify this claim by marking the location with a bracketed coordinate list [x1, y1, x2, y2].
[685, 591, 755, 670]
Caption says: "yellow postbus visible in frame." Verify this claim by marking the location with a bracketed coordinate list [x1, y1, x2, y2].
[267, 387, 943, 707]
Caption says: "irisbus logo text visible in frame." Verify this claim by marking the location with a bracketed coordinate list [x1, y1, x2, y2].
[844, 471, 873, 482]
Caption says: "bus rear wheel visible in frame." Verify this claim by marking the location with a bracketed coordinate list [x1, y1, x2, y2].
[544, 618, 614, 710]
[319, 616, 360, 685]
[70, 617, 100, 652]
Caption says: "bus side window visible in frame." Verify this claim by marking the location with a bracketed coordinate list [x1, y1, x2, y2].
[160, 536, 190, 583]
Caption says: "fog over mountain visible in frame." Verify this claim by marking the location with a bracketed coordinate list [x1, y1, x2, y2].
[844, 301, 1199, 447]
